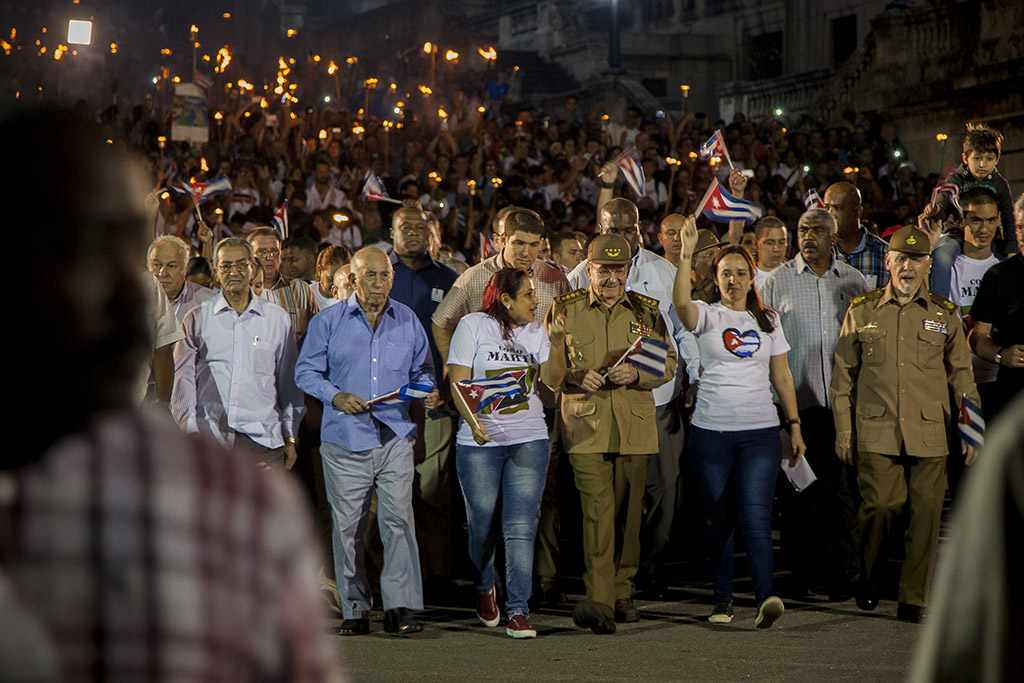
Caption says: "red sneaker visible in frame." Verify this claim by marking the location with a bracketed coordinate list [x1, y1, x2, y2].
[506, 614, 537, 639]
[477, 588, 500, 627]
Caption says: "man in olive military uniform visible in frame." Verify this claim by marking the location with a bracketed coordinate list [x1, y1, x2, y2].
[545, 234, 676, 634]
[831, 225, 980, 623]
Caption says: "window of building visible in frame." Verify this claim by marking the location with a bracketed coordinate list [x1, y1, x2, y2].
[744, 31, 783, 80]
[832, 14, 857, 65]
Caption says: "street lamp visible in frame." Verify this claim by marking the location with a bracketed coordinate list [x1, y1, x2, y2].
[67, 20, 92, 45]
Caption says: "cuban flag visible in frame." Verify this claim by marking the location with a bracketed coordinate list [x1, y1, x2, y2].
[614, 149, 645, 200]
[958, 394, 984, 450]
[194, 71, 214, 90]
[454, 370, 526, 414]
[366, 382, 435, 406]
[624, 337, 670, 378]
[480, 231, 499, 260]
[172, 175, 232, 205]
[694, 178, 764, 224]
[271, 200, 289, 239]
[932, 181, 962, 215]
[699, 130, 728, 160]
[803, 188, 825, 210]
[362, 170, 400, 204]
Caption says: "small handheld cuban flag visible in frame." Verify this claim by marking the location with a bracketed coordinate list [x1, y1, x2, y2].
[271, 200, 289, 239]
[931, 181, 962, 215]
[172, 175, 233, 205]
[366, 382, 435, 407]
[958, 394, 984, 450]
[625, 337, 670, 378]
[694, 178, 764, 224]
[193, 71, 214, 90]
[362, 170, 402, 204]
[803, 188, 825, 210]
[454, 370, 526, 414]
[699, 130, 728, 161]
[613, 149, 645, 200]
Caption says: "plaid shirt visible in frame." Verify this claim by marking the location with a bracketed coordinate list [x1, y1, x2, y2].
[263, 274, 318, 343]
[760, 255, 870, 410]
[0, 410, 340, 683]
[834, 228, 890, 290]
[432, 252, 570, 330]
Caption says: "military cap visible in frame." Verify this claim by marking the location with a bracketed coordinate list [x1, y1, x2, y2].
[888, 225, 931, 255]
[588, 234, 631, 264]
[694, 229, 721, 254]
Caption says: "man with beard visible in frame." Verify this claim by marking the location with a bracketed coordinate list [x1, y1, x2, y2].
[831, 225, 979, 623]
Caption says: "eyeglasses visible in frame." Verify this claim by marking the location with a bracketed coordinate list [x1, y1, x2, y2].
[254, 248, 280, 258]
[217, 260, 252, 273]
[594, 265, 629, 277]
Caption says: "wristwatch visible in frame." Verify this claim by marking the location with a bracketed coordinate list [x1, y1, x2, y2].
[995, 348, 1004, 366]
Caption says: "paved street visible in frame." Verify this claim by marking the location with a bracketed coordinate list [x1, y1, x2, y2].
[331, 580, 923, 682]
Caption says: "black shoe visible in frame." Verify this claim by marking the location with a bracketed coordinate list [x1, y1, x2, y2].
[383, 607, 423, 635]
[572, 600, 617, 634]
[614, 598, 640, 623]
[855, 577, 878, 611]
[338, 618, 370, 636]
[896, 602, 925, 623]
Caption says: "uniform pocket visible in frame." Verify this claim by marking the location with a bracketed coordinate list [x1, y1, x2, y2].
[917, 330, 944, 369]
[858, 329, 886, 366]
[859, 402, 886, 444]
[564, 399, 598, 446]
[566, 331, 595, 368]
[920, 404, 946, 447]
[627, 401, 657, 449]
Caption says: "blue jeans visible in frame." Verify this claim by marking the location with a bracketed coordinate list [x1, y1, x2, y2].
[688, 426, 781, 602]
[928, 234, 960, 299]
[456, 438, 550, 617]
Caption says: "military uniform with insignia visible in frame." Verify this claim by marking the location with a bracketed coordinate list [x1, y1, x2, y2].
[830, 225, 980, 612]
[544, 234, 676, 621]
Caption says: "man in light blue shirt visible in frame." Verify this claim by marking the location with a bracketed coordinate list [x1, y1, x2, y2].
[296, 247, 439, 637]
[172, 237, 304, 469]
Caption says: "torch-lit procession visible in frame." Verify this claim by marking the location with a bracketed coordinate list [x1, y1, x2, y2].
[1, 1, 1021, 681]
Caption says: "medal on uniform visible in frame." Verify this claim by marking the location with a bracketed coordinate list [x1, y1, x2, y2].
[923, 320, 947, 334]
[630, 321, 652, 338]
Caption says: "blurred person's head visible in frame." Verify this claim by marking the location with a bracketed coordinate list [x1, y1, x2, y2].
[550, 231, 585, 271]
[186, 256, 214, 288]
[10, 107, 152, 457]
[658, 214, 686, 265]
[332, 264, 354, 300]
[823, 182, 862, 235]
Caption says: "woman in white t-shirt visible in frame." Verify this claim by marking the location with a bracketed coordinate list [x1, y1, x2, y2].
[447, 268, 565, 639]
[673, 232, 806, 630]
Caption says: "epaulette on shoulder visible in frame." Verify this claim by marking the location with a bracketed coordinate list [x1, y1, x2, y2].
[851, 289, 884, 306]
[929, 291, 956, 310]
[555, 289, 588, 305]
[628, 291, 660, 309]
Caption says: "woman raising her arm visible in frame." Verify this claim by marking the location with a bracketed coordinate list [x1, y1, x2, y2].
[447, 268, 565, 639]
[672, 217, 806, 629]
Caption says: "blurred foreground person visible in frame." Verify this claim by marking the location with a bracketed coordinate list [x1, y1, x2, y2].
[0, 107, 339, 682]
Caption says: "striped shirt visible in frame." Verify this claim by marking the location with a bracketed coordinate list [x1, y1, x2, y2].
[263, 274, 318, 343]
[172, 292, 305, 449]
[834, 228, 890, 290]
[170, 280, 216, 323]
[0, 410, 340, 683]
[432, 252, 570, 329]
[760, 254, 870, 410]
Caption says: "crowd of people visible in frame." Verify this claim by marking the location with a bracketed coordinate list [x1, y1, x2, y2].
[3, 77, 1022, 676]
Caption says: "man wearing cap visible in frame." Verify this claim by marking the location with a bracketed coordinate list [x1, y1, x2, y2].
[691, 229, 722, 302]
[547, 233, 676, 633]
[831, 225, 980, 623]
[567, 197, 698, 601]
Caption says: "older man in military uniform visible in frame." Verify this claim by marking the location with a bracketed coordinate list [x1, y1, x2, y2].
[546, 234, 676, 634]
[831, 225, 979, 623]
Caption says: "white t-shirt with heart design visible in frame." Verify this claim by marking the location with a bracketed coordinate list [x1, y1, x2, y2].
[690, 301, 790, 432]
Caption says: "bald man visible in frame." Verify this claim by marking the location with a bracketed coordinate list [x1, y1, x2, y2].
[658, 214, 686, 267]
[296, 247, 440, 636]
[567, 197, 699, 600]
[824, 182, 890, 289]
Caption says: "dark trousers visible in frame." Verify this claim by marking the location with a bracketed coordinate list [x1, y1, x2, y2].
[637, 399, 686, 589]
[779, 406, 860, 589]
